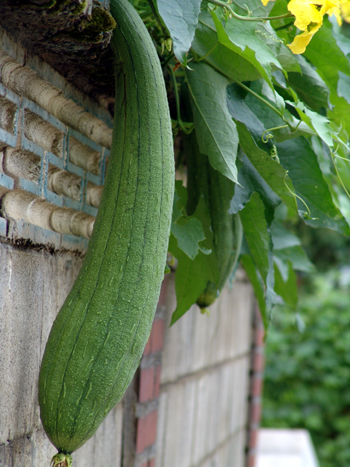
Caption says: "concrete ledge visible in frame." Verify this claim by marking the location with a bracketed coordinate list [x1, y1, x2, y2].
[256, 429, 320, 467]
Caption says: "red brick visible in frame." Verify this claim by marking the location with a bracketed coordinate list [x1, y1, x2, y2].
[247, 453, 256, 467]
[153, 365, 161, 399]
[148, 459, 156, 467]
[250, 400, 262, 425]
[139, 367, 156, 403]
[252, 350, 264, 373]
[136, 410, 158, 454]
[251, 375, 263, 397]
[158, 276, 168, 306]
[150, 319, 165, 353]
[254, 327, 265, 347]
[249, 428, 259, 450]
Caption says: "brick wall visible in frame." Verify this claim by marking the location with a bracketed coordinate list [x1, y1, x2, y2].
[153, 272, 255, 467]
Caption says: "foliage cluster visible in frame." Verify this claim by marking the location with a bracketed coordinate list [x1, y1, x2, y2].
[130, 0, 350, 327]
[262, 270, 350, 467]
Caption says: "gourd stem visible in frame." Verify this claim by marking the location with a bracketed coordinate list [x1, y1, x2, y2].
[51, 453, 73, 467]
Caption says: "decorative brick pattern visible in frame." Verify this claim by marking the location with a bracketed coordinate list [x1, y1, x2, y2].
[0, 32, 112, 251]
[245, 305, 265, 467]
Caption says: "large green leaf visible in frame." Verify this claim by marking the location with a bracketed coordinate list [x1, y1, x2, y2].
[192, 10, 262, 82]
[276, 138, 350, 234]
[304, 19, 350, 134]
[156, 0, 201, 64]
[170, 195, 220, 325]
[256, 22, 300, 73]
[270, 220, 315, 274]
[227, 82, 307, 144]
[229, 150, 281, 225]
[186, 62, 239, 182]
[239, 192, 272, 283]
[286, 95, 334, 148]
[239, 193, 276, 328]
[235, 122, 297, 211]
[274, 261, 298, 310]
[287, 55, 330, 112]
[171, 181, 210, 259]
[241, 253, 269, 329]
[210, 9, 282, 89]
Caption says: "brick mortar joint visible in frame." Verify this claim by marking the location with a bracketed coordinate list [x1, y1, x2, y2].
[134, 443, 156, 466]
[140, 352, 162, 369]
[136, 400, 159, 419]
[160, 350, 251, 390]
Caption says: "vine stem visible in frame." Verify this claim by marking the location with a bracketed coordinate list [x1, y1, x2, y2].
[209, 0, 293, 22]
[230, 78, 294, 130]
[262, 125, 289, 142]
[169, 66, 194, 135]
[283, 174, 314, 217]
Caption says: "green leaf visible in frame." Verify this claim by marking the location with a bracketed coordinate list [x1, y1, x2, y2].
[171, 218, 207, 260]
[170, 195, 220, 325]
[229, 149, 281, 225]
[256, 22, 300, 73]
[171, 181, 209, 260]
[192, 10, 261, 82]
[241, 253, 269, 329]
[238, 192, 277, 327]
[172, 180, 188, 222]
[274, 261, 298, 310]
[270, 219, 301, 249]
[229, 0, 274, 16]
[304, 19, 350, 134]
[235, 122, 297, 211]
[276, 137, 350, 234]
[286, 95, 334, 148]
[240, 250, 276, 330]
[156, 0, 202, 64]
[287, 55, 330, 112]
[270, 220, 315, 273]
[230, 81, 312, 143]
[186, 61, 239, 183]
[239, 192, 271, 282]
[274, 247, 315, 274]
[210, 9, 282, 89]
[337, 71, 350, 105]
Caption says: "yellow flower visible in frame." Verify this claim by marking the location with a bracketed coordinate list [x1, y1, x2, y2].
[340, 0, 350, 21]
[288, 0, 322, 29]
[287, 0, 341, 54]
[287, 24, 322, 53]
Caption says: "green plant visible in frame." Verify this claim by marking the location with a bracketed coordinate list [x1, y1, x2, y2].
[184, 131, 243, 310]
[262, 270, 350, 467]
[38, 0, 350, 462]
[38, 0, 174, 464]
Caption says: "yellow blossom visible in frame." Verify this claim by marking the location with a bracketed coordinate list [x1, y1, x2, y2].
[340, 0, 350, 21]
[287, 0, 322, 29]
[286, 0, 341, 54]
[287, 24, 321, 53]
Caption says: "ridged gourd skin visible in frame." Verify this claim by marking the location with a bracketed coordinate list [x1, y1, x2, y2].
[185, 132, 242, 308]
[38, 0, 174, 460]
